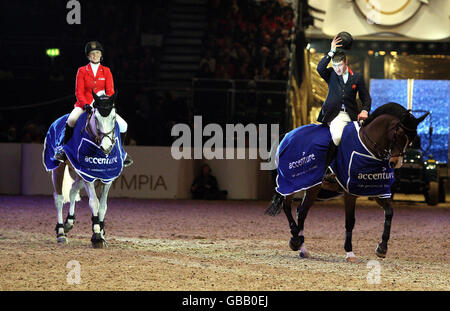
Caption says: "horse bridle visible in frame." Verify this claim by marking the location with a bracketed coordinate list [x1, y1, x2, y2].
[364, 120, 416, 160]
[84, 109, 116, 150]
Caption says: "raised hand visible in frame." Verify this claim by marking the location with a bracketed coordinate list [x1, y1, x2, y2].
[331, 35, 343, 51]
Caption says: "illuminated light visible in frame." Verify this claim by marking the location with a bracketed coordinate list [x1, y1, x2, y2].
[306, 43, 311, 50]
[310, 48, 316, 54]
[46, 48, 60, 57]
[368, 50, 374, 56]
[390, 51, 398, 56]
[374, 52, 379, 57]
[379, 50, 386, 56]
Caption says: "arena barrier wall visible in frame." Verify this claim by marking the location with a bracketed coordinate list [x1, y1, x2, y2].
[0, 143, 22, 195]
[1, 143, 274, 200]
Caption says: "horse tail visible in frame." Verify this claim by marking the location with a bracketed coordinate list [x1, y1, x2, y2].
[265, 192, 284, 216]
[61, 166, 81, 203]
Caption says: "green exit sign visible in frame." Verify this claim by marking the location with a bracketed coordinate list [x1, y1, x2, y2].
[46, 48, 60, 57]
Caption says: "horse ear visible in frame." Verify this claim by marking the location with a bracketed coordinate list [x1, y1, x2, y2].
[415, 112, 429, 124]
[92, 90, 101, 103]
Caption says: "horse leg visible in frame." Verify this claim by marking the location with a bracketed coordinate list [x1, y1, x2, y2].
[98, 182, 112, 240]
[295, 185, 321, 258]
[52, 164, 67, 244]
[374, 197, 394, 258]
[84, 182, 105, 248]
[64, 176, 83, 233]
[282, 194, 301, 251]
[344, 192, 358, 262]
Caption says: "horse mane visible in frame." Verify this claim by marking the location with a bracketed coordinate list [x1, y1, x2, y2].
[362, 102, 409, 127]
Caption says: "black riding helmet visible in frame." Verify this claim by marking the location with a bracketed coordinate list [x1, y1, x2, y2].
[85, 41, 104, 56]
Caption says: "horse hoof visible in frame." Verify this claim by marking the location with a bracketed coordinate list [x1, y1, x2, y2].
[57, 236, 68, 244]
[91, 233, 107, 249]
[92, 240, 105, 249]
[299, 249, 310, 258]
[289, 235, 304, 251]
[346, 256, 358, 263]
[289, 236, 302, 251]
[375, 244, 387, 258]
[346, 252, 358, 262]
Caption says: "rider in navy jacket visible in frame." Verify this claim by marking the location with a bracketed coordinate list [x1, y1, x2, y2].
[316, 34, 372, 175]
[316, 53, 371, 124]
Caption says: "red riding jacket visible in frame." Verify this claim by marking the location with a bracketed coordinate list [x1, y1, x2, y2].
[74, 63, 114, 108]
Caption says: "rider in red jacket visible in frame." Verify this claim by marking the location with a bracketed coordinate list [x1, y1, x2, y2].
[54, 41, 132, 166]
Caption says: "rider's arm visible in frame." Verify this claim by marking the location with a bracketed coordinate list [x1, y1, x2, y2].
[105, 67, 115, 96]
[316, 54, 332, 82]
[75, 68, 89, 108]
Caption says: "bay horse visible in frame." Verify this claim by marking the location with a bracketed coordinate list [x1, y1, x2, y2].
[266, 103, 429, 261]
[43, 92, 126, 248]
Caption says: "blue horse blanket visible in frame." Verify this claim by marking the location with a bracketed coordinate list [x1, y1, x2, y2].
[276, 122, 394, 198]
[275, 124, 331, 195]
[330, 122, 394, 198]
[43, 112, 126, 183]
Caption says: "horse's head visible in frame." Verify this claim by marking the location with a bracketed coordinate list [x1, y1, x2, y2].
[91, 91, 117, 155]
[362, 103, 429, 169]
[387, 111, 429, 169]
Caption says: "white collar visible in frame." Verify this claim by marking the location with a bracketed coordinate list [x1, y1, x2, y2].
[90, 62, 100, 76]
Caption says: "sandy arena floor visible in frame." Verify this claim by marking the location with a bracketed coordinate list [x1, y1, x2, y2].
[0, 194, 448, 291]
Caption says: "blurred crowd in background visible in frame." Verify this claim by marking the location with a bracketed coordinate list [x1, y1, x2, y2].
[0, 0, 294, 145]
[198, 0, 295, 80]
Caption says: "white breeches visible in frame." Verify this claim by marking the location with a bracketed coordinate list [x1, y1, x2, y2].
[67, 106, 127, 133]
[328, 111, 351, 146]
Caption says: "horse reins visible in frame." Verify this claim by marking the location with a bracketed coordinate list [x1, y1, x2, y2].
[84, 110, 116, 148]
[363, 120, 414, 160]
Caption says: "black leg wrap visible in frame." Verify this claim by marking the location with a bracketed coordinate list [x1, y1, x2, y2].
[344, 231, 353, 252]
[382, 209, 393, 241]
[55, 223, 66, 238]
[55, 223, 64, 233]
[100, 221, 105, 236]
[63, 213, 76, 233]
[91, 215, 100, 232]
[65, 213, 76, 222]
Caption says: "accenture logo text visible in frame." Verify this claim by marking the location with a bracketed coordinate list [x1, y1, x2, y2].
[171, 116, 279, 170]
[357, 172, 394, 180]
[288, 152, 316, 170]
[84, 156, 118, 165]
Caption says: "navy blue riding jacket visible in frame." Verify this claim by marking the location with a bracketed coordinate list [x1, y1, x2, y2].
[316, 54, 372, 123]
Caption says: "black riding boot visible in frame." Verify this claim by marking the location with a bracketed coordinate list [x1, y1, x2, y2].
[323, 141, 338, 175]
[54, 124, 74, 162]
[120, 132, 133, 167]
